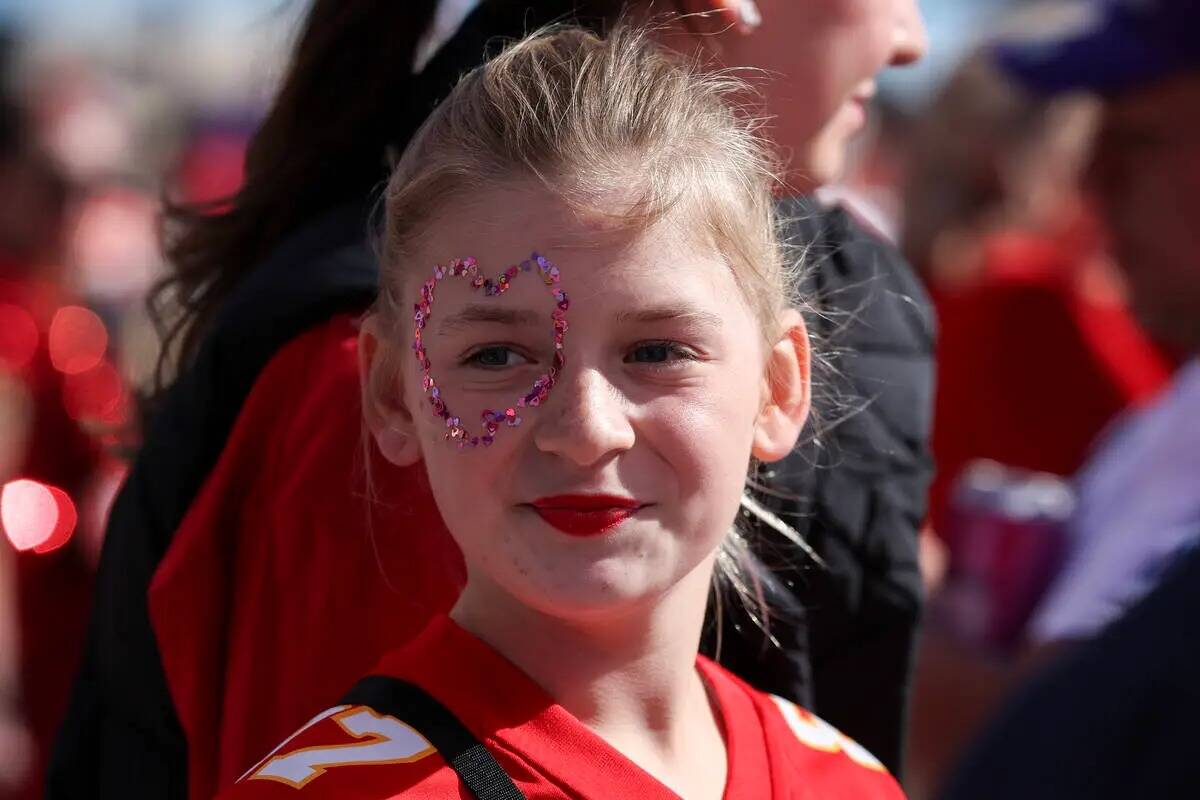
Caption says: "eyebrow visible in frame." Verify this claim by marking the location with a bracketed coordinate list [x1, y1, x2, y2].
[614, 306, 723, 330]
[437, 305, 543, 334]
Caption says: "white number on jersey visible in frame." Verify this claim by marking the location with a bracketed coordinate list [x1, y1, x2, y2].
[771, 696, 886, 772]
[243, 705, 436, 789]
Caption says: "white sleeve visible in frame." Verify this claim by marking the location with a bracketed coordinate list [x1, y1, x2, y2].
[1031, 363, 1200, 644]
[1029, 523, 1200, 643]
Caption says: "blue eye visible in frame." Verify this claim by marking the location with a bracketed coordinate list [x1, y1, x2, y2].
[626, 341, 696, 364]
[462, 345, 530, 368]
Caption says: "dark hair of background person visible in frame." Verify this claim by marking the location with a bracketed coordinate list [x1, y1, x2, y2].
[153, 0, 651, 396]
[154, 0, 437, 391]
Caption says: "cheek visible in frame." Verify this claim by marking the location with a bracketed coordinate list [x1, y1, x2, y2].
[419, 441, 515, 572]
[818, 23, 894, 94]
[761, 12, 892, 137]
[640, 365, 762, 514]
[403, 356, 517, 530]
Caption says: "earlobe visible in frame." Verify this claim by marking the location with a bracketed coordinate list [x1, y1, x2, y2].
[359, 316, 422, 467]
[374, 425, 420, 467]
[751, 308, 812, 463]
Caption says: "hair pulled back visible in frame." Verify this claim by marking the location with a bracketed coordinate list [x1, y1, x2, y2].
[375, 23, 792, 337]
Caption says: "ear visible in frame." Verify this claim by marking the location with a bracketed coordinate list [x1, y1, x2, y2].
[359, 315, 422, 467]
[752, 308, 811, 463]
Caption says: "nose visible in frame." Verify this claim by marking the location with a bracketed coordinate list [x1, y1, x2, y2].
[890, 0, 929, 67]
[532, 366, 635, 468]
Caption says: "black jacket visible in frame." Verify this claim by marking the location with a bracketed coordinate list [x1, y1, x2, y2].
[708, 199, 935, 774]
[49, 7, 934, 797]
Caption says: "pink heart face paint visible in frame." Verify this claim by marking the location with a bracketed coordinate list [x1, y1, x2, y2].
[412, 252, 569, 449]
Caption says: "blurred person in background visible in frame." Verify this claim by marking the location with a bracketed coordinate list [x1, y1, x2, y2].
[902, 2, 1197, 792]
[897, 38, 1166, 795]
[50, 3, 934, 798]
[902, 45, 1173, 539]
[888, 4, 1189, 791]
[993, 0, 1200, 662]
[992, 0, 1200, 666]
[933, 0, 1200, 796]
[0, 36, 114, 800]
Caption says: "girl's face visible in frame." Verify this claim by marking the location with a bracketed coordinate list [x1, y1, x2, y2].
[681, 0, 927, 187]
[367, 184, 809, 621]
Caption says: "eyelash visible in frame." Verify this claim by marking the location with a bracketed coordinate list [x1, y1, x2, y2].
[458, 344, 534, 369]
[624, 340, 702, 367]
[456, 340, 702, 370]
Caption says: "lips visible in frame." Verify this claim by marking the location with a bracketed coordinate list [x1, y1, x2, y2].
[529, 494, 644, 538]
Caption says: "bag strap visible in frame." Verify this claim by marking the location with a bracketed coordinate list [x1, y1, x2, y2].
[340, 675, 528, 800]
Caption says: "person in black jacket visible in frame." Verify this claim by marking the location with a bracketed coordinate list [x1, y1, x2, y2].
[49, 2, 934, 797]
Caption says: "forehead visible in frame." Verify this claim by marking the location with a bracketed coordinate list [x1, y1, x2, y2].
[414, 182, 671, 254]
[405, 182, 741, 305]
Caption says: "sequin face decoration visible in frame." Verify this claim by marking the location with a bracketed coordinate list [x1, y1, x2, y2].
[412, 252, 569, 450]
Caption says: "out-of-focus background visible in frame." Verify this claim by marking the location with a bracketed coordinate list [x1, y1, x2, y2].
[0, 1, 1185, 798]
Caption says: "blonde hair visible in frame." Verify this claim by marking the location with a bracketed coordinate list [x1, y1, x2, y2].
[375, 23, 796, 335]
[368, 23, 815, 641]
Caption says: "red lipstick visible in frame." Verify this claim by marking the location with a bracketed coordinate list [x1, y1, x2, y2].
[529, 494, 644, 538]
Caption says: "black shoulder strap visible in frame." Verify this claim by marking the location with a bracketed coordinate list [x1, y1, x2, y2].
[340, 675, 528, 800]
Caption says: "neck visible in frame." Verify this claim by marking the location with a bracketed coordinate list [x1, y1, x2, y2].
[450, 556, 716, 750]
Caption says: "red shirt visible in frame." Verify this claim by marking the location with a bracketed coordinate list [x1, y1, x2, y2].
[148, 315, 465, 800]
[218, 616, 904, 800]
[928, 230, 1173, 539]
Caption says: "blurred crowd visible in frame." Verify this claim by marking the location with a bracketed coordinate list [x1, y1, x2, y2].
[0, 15, 250, 796]
[0, 1, 1196, 798]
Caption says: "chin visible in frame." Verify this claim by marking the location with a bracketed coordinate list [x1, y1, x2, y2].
[517, 587, 662, 625]
[794, 136, 849, 192]
[508, 557, 680, 621]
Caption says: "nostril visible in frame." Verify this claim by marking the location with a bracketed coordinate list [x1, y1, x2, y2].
[890, 30, 927, 68]
[890, 3, 929, 68]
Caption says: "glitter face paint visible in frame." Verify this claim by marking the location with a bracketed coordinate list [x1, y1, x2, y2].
[412, 252, 569, 449]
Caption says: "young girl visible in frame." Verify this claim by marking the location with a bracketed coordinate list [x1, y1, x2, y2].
[218, 25, 903, 800]
[58, 3, 930, 796]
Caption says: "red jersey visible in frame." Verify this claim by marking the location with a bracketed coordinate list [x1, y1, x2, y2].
[217, 616, 904, 800]
[148, 315, 465, 800]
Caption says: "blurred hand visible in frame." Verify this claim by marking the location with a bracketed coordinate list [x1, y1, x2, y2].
[919, 523, 949, 596]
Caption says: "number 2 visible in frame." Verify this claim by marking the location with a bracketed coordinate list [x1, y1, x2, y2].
[244, 705, 436, 789]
